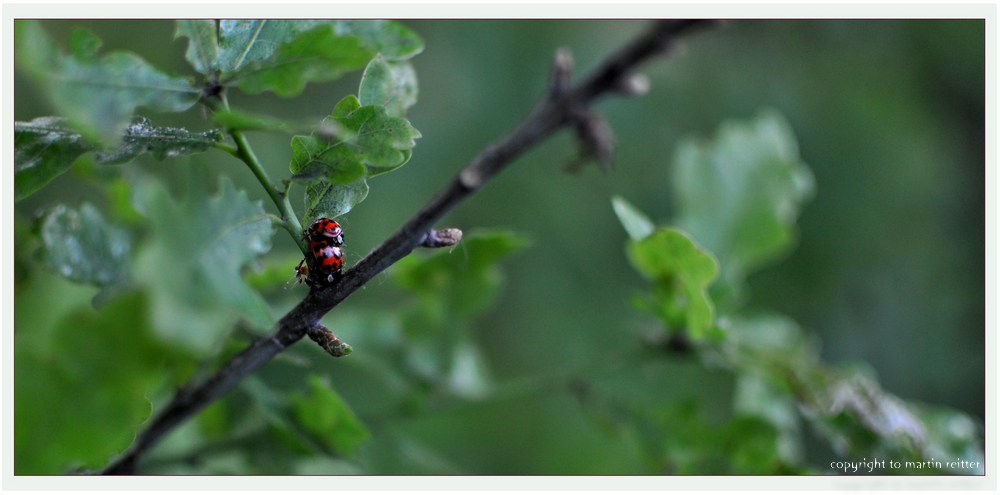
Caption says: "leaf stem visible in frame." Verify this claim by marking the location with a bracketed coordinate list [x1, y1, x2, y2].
[229, 129, 306, 252]
[214, 142, 239, 158]
[207, 92, 308, 253]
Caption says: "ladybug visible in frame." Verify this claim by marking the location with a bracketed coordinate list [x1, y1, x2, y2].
[311, 242, 345, 276]
[307, 218, 344, 246]
[294, 217, 347, 285]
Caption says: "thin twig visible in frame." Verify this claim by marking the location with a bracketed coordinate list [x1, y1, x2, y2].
[100, 19, 715, 475]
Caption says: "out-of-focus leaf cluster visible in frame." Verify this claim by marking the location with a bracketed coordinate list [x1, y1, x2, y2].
[610, 110, 983, 474]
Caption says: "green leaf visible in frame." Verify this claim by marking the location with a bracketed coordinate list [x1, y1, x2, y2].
[626, 228, 718, 340]
[332, 93, 360, 117]
[343, 104, 421, 177]
[175, 20, 219, 75]
[914, 405, 984, 474]
[721, 416, 788, 474]
[290, 375, 371, 455]
[611, 196, 655, 241]
[672, 109, 814, 308]
[14, 117, 221, 200]
[131, 175, 274, 355]
[239, 376, 314, 455]
[334, 20, 424, 61]
[239, 374, 370, 459]
[291, 96, 420, 180]
[359, 56, 418, 118]
[216, 20, 302, 74]
[720, 314, 974, 466]
[36, 203, 131, 304]
[303, 177, 370, 221]
[293, 95, 420, 217]
[732, 373, 803, 465]
[606, 398, 793, 474]
[93, 117, 222, 164]
[216, 20, 355, 75]
[70, 28, 101, 60]
[15, 291, 175, 474]
[388, 231, 527, 393]
[15, 21, 200, 144]
[14, 117, 91, 200]
[290, 133, 367, 184]
[219, 21, 372, 97]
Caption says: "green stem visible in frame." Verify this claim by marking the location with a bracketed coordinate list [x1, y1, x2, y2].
[208, 94, 308, 254]
[214, 143, 239, 158]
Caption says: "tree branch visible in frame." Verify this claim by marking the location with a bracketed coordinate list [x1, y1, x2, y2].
[100, 19, 716, 475]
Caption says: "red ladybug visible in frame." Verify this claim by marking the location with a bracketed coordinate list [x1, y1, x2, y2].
[297, 217, 346, 284]
[307, 218, 344, 246]
[311, 242, 345, 275]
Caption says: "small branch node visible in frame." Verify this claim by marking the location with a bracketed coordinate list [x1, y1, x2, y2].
[459, 166, 483, 190]
[307, 323, 352, 357]
[419, 228, 464, 248]
[571, 109, 616, 172]
[550, 47, 575, 97]
[615, 73, 651, 97]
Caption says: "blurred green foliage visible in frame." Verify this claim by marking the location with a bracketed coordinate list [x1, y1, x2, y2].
[13, 19, 984, 475]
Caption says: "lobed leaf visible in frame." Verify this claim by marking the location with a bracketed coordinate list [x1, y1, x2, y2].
[290, 375, 371, 455]
[15, 21, 199, 144]
[14, 117, 91, 200]
[305, 95, 421, 177]
[303, 178, 370, 223]
[626, 228, 718, 340]
[333, 20, 424, 61]
[236, 28, 370, 97]
[671, 109, 814, 308]
[293, 95, 420, 219]
[131, 176, 274, 355]
[36, 203, 132, 304]
[175, 20, 219, 75]
[218, 21, 371, 97]
[290, 132, 367, 185]
[14, 291, 175, 474]
[93, 117, 222, 164]
[216, 20, 421, 71]
[359, 56, 419, 118]
[216, 20, 305, 75]
[14, 116, 221, 200]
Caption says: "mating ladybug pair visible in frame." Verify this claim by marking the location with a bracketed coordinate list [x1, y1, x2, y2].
[294, 217, 345, 285]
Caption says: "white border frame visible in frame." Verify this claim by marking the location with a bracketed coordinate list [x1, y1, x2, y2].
[3, 3, 995, 492]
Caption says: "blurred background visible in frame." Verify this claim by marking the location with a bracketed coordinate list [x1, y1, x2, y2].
[15, 20, 985, 473]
